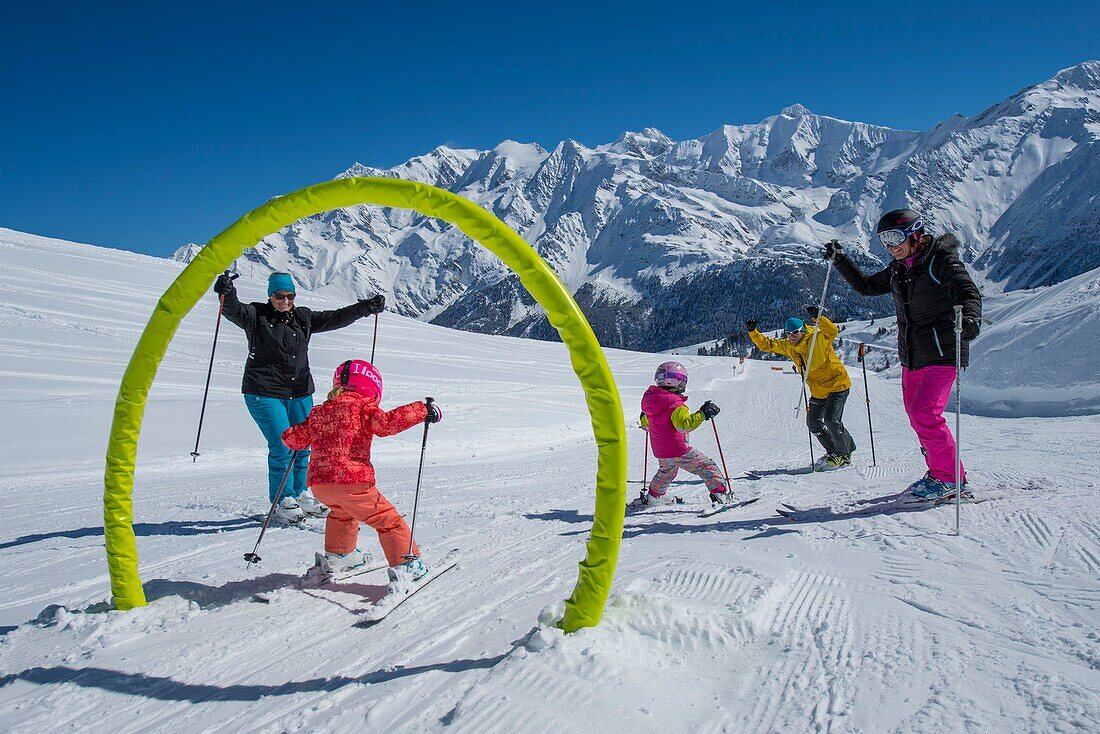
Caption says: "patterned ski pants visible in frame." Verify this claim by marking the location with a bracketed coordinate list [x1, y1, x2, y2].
[649, 448, 728, 497]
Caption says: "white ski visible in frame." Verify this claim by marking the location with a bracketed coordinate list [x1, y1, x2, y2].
[699, 496, 761, 518]
[250, 555, 387, 603]
[356, 549, 462, 627]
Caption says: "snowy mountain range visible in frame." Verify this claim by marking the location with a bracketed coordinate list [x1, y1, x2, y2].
[174, 60, 1100, 351]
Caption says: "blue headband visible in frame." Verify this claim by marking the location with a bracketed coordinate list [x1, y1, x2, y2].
[268, 273, 295, 296]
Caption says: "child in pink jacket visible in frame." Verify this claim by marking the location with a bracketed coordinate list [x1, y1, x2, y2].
[636, 361, 729, 507]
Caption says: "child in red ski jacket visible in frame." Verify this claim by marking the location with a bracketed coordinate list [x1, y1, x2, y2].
[282, 359, 441, 586]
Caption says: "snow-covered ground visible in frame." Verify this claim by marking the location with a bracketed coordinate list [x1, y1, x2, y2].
[1, 229, 1098, 733]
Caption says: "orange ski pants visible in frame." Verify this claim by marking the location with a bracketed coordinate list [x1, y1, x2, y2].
[311, 483, 419, 566]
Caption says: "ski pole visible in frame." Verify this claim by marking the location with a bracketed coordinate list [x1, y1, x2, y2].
[796, 253, 834, 413]
[370, 312, 379, 363]
[711, 419, 731, 488]
[858, 342, 877, 466]
[191, 271, 238, 462]
[801, 375, 817, 471]
[642, 431, 650, 493]
[954, 306, 963, 535]
[405, 397, 434, 559]
[244, 449, 299, 568]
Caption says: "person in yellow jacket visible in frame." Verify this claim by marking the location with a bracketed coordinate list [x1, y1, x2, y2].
[747, 307, 856, 469]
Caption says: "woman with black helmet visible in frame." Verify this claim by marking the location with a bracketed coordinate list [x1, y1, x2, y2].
[825, 209, 982, 500]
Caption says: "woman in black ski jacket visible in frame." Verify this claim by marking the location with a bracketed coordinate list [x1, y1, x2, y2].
[826, 208, 982, 500]
[213, 271, 385, 524]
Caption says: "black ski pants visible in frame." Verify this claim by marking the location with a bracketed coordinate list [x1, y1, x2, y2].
[807, 388, 855, 457]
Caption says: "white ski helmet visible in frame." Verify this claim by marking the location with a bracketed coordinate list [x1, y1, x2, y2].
[654, 361, 688, 391]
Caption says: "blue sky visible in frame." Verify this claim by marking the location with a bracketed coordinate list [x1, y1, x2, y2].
[2, 1, 1097, 256]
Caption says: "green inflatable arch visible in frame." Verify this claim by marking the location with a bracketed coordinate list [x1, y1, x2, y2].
[103, 177, 626, 632]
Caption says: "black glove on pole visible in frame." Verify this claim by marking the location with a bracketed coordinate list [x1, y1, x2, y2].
[406, 397, 435, 559]
[360, 294, 385, 363]
[700, 401, 720, 420]
[192, 271, 238, 462]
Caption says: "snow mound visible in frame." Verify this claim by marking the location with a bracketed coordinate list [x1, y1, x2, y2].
[967, 265, 1100, 416]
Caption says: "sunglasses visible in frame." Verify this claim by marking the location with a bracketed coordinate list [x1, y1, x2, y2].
[785, 329, 804, 337]
[271, 292, 296, 301]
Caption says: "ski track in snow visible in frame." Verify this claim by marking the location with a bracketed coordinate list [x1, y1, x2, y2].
[0, 230, 1099, 732]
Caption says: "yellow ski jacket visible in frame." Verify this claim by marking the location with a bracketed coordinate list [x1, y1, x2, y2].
[749, 316, 852, 399]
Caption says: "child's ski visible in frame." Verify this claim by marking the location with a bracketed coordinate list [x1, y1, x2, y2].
[356, 549, 462, 628]
[250, 557, 388, 603]
[699, 496, 761, 518]
[626, 494, 685, 510]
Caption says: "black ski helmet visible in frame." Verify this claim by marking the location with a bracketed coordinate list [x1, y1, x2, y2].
[876, 208, 924, 236]
[875, 208, 925, 249]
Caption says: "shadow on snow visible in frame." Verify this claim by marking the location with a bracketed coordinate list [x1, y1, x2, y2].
[0, 517, 259, 550]
[0, 644, 521, 702]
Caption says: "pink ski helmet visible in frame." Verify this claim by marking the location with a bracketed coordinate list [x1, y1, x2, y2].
[333, 359, 383, 398]
[654, 361, 688, 391]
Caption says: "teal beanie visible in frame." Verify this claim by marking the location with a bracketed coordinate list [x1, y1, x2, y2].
[268, 272, 296, 296]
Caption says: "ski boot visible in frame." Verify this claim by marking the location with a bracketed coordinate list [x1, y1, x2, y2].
[296, 491, 329, 518]
[387, 557, 428, 595]
[644, 491, 678, 507]
[709, 488, 733, 506]
[907, 473, 954, 501]
[272, 496, 306, 526]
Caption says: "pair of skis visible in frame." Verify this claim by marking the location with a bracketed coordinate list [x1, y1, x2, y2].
[774, 490, 985, 521]
[626, 492, 761, 518]
[251, 549, 461, 627]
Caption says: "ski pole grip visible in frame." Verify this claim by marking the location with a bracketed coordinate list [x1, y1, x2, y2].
[954, 305, 963, 332]
[424, 396, 434, 424]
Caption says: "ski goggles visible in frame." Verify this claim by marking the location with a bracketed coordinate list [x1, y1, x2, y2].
[878, 218, 924, 249]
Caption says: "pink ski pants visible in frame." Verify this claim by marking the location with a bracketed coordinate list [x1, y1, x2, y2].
[901, 365, 966, 484]
[649, 448, 728, 497]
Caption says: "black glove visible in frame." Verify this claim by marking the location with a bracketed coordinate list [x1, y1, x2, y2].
[425, 400, 442, 424]
[961, 318, 980, 341]
[824, 240, 843, 262]
[213, 272, 237, 297]
[359, 294, 386, 315]
[805, 305, 820, 320]
[699, 400, 720, 420]
[745, 319, 758, 333]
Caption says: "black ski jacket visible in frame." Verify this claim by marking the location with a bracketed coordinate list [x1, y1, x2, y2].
[833, 234, 983, 370]
[221, 293, 373, 399]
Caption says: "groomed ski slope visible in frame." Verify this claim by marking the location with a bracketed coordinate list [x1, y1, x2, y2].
[0, 229, 1098, 733]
